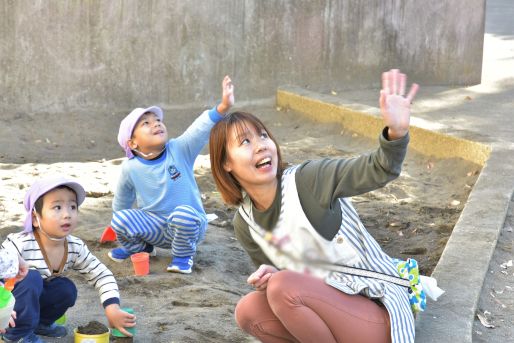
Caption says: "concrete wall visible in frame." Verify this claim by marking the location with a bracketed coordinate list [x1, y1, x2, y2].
[0, 0, 485, 115]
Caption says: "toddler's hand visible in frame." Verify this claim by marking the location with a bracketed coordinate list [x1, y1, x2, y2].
[247, 264, 278, 291]
[0, 311, 16, 333]
[105, 304, 136, 337]
[217, 75, 234, 114]
[16, 256, 29, 281]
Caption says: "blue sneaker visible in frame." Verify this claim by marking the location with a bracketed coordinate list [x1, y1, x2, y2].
[167, 256, 193, 274]
[34, 322, 67, 338]
[2, 332, 47, 342]
[108, 245, 157, 262]
[108, 247, 131, 262]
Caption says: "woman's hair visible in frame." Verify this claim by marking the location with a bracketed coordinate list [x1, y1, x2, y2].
[209, 111, 284, 206]
[33, 185, 78, 216]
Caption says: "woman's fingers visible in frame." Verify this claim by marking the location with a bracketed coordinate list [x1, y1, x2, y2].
[398, 73, 406, 96]
[247, 266, 265, 284]
[390, 69, 399, 94]
[379, 90, 387, 113]
[247, 272, 258, 284]
[381, 69, 418, 107]
[382, 69, 410, 97]
[406, 83, 420, 103]
[255, 273, 272, 290]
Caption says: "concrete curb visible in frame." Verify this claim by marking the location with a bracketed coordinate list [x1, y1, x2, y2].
[275, 86, 514, 342]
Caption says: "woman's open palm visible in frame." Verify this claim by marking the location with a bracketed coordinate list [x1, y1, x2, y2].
[379, 69, 419, 140]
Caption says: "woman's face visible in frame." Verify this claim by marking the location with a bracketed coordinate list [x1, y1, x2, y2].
[223, 122, 278, 191]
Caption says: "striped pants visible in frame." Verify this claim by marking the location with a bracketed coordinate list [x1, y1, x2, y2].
[111, 205, 207, 258]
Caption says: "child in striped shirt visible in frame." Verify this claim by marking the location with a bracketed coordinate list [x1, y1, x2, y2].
[1, 176, 135, 343]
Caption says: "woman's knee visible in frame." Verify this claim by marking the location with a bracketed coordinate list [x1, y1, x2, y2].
[266, 270, 300, 301]
[234, 293, 256, 330]
[234, 291, 270, 332]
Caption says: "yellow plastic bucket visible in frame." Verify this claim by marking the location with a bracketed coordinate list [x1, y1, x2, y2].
[74, 328, 110, 343]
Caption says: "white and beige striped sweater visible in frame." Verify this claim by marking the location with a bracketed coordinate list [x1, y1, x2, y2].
[1, 231, 119, 305]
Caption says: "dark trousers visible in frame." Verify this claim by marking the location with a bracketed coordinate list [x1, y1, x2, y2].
[5, 270, 77, 340]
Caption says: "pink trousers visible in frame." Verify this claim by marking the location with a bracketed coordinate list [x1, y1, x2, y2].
[235, 270, 391, 343]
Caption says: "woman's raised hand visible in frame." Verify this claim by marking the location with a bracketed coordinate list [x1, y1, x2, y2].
[379, 69, 419, 140]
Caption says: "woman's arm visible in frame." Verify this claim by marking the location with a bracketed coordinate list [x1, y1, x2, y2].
[297, 130, 409, 207]
[233, 212, 274, 267]
[297, 69, 418, 207]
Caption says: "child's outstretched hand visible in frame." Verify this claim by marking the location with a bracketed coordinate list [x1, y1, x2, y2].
[379, 69, 419, 140]
[105, 304, 136, 337]
[217, 75, 234, 115]
[0, 311, 16, 333]
[16, 256, 29, 281]
[247, 264, 278, 291]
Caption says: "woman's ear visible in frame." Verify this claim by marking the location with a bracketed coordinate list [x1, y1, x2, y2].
[223, 160, 232, 172]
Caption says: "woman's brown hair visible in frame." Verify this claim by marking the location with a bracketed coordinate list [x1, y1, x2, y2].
[209, 111, 284, 206]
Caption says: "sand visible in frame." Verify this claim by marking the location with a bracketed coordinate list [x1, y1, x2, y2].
[0, 103, 481, 342]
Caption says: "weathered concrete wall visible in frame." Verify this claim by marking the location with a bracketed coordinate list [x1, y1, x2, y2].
[0, 0, 485, 114]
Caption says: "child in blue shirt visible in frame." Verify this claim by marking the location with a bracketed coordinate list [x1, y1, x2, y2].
[108, 76, 234, 274]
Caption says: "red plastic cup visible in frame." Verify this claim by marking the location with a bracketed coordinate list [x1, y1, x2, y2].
[99, 226, 117, 243]
[130, 252, 150, 276]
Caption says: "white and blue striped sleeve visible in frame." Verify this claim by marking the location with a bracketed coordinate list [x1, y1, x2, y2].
[69, 237, 120, 307]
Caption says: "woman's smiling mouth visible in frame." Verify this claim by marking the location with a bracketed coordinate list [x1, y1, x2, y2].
[256, 157, 272, 169]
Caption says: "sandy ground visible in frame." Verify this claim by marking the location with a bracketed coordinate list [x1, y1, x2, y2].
[0, 103, 481, 342]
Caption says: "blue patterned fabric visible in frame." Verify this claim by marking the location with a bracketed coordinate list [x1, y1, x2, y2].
[392, 258, 426, 314]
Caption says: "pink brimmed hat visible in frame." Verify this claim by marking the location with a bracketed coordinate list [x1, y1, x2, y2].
[117, 106, 164, 158]
[23, 176, 86, 232]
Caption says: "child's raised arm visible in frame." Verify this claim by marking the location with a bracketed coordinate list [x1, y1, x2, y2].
[379, 69, 419, 140]
[216, 75, 235, 115]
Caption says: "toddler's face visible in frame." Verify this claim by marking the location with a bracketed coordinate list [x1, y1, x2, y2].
[131, 112, 168, 152]
[33, 187, 78, 238]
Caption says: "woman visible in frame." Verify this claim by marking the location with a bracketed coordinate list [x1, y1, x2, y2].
[209, 69, 419, 343]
